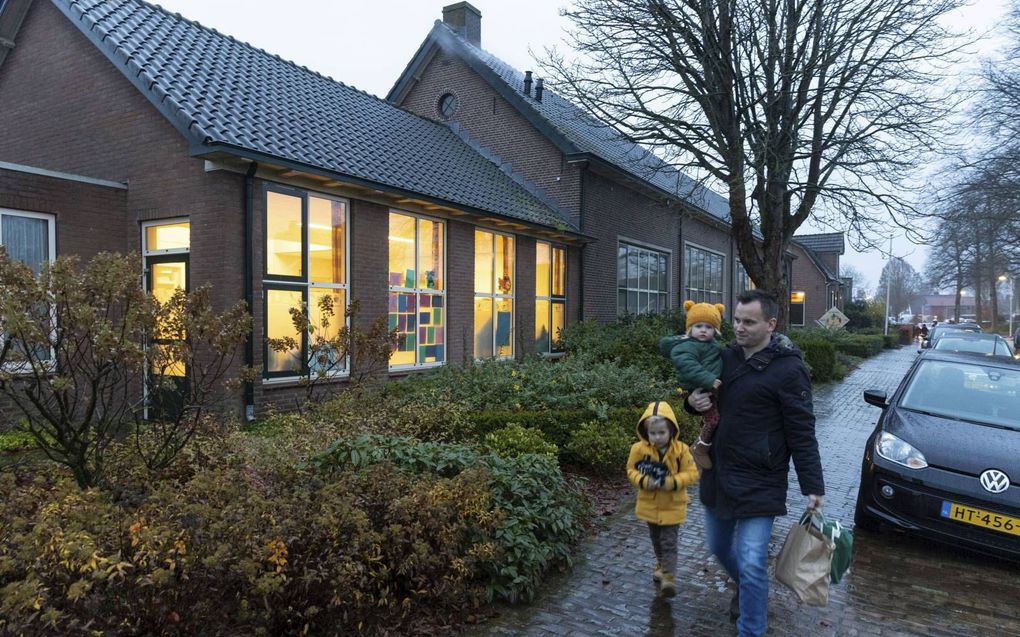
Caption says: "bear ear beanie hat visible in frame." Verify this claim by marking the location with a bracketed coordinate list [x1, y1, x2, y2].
[683, 300, 725, 331]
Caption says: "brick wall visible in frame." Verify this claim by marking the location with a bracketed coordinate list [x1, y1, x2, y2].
[396, 44, 746, 326]
[0, 1, 247, 418]
[397, 49, 583, 223]
[0, 167, 128, 257]
[0, 0, 246, 312]
[446, 219, 475, 365]
[789, 243, 828, 326]
[0, 168, 129, 430]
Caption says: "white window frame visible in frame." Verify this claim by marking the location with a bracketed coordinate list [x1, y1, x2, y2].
[262, 187, 351, 382]
[535, 241, 566, 354]
[0, 208, 57, 371]
[684, 242, 725, 305]
[617, 239, 670, 316]
[141, 217, 190, 257]
[387, 210, 447, 372]
[474, 228, 515, 360]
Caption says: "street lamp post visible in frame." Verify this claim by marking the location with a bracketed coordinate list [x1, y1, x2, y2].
[1000, 274, 1015, 339]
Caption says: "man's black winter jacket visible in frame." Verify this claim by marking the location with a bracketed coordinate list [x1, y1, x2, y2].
[695, 334, 825, 519]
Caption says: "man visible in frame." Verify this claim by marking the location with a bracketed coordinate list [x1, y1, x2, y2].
[687, 290, 824, 637]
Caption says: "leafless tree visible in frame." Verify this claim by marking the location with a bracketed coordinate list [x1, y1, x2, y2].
[875, 257, 923, 319]
[543, 0, 969, 326]
[838, 264, 868, 300]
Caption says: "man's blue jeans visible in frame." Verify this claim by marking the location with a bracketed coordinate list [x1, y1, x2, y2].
[703, 506, 776, 637]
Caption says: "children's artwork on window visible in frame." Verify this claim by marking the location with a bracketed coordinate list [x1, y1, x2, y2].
[418, 294, 444, 363]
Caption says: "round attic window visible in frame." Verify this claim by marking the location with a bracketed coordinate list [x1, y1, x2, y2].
[438, 93, 459, 119]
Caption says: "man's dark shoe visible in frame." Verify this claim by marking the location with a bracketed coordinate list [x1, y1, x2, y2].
[729, 592, 739, 622]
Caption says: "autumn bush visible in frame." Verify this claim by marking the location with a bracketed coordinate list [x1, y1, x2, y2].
[314, 435, 589, 603]
[0, 425, 586, 636]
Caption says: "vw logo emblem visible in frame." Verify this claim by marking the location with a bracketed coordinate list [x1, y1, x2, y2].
[979, 469, 1010, 494]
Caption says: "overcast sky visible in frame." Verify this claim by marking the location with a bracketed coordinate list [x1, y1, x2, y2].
[153, 0, 1011, 297]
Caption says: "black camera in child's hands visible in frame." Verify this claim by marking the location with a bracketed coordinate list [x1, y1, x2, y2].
[635, 459, 670, 487]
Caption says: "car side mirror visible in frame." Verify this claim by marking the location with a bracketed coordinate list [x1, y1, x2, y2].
[863, 390, 889, 408]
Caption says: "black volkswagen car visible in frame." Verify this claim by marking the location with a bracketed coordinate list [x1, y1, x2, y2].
[856, 350, 1020, 559]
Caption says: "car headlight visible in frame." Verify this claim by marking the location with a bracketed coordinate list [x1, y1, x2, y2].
[876, 431, 928, 469]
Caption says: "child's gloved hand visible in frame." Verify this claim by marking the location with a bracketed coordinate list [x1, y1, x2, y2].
[713, 378, 722, 390]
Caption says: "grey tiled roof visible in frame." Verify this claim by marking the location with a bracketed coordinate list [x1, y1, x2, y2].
[793, 232, 845, 254]
[792, 242, 840, 282]
[405, 22, 731, 222]
[51, 0, 576, 232]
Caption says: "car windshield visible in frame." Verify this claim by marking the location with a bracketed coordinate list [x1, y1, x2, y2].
[900, 359, 1020, 430]
[933, 336, 1012, 357]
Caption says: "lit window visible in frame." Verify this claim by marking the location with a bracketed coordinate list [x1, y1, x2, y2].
[263, 189, 348, 378]
[535, 242, 566, 353]
[388, 212, 445, 368]
[618, 242, 669, 315]
[474, 230, 515, 358]
[790, 291, 806, 326]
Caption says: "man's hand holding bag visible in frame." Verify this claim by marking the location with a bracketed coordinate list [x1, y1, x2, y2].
[775, 508, 853, 607]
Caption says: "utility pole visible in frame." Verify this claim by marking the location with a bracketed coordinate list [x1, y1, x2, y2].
[884, 236, 892, 336]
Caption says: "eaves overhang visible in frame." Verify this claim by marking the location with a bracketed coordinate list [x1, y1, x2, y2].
[194, 141, 593, 245]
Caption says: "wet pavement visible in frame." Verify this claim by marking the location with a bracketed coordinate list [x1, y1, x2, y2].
[464, 346, 1020, 636]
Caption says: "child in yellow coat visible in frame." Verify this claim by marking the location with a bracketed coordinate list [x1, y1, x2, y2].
[627, 400, 699, 597]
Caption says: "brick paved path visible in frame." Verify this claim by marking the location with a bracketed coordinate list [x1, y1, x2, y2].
[465, 346, 1020, 636]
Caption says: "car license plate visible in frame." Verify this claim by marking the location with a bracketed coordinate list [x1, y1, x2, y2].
[941, 501, 1020, 536]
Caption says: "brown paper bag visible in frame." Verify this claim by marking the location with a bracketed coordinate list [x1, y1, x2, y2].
[775, 510, 833, 607]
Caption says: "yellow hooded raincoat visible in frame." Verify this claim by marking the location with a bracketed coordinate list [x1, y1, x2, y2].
[626, 401, 699, 525]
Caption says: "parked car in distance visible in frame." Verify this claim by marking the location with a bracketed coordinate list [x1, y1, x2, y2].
[919, 323, 981, 351]
[932, 332, 1017, 360]
[856, 350, 1020, 560]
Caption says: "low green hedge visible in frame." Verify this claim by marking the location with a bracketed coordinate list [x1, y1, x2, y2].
[788, 332, 838, 382]
[314, 435, 588, 603]
[833, 334, 884, 358]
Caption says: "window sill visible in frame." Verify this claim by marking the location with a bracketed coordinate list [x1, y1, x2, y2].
[388, 362, 445, 376]
[261, 373, 350, 389]
[539, 351, 566, 360]
[1, 361, 56, 376]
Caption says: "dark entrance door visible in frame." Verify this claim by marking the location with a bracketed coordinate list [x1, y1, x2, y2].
[145, 254, 189, 421]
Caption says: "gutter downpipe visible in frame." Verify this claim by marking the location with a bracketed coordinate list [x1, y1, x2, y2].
[243, 161, 258, 422]
[578, 166, 585, 321]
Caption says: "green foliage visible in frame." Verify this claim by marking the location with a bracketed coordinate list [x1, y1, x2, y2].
[557, 310, 686, 380]
[0, 250, 252, 488]
[844, 299, 887, 331]
[467, 409, 589, 447]
[833, 334, 884, 358]
[0, 431, 38, 453]
[564, 420, 633, 475]
[484, 424, 558, 459]
[788, 330, 838, 382]
[314, 435, 589, 603]
[560, 400, 701, 475]
[386, 353, 675, 412]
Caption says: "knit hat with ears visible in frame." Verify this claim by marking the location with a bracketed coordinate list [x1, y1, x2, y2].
[684, 300, 725, 331]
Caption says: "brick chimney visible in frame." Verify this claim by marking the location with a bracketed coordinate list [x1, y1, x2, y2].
[442, 2, 481, 47]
